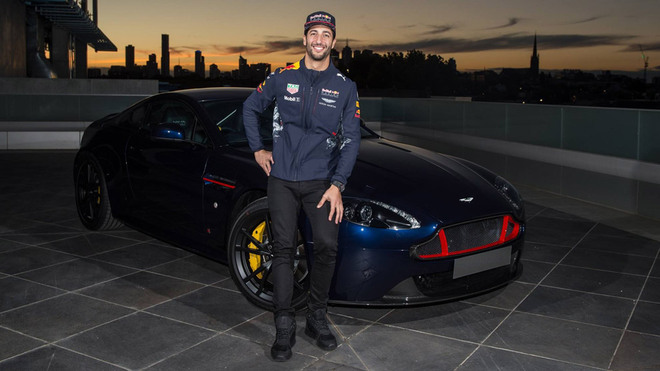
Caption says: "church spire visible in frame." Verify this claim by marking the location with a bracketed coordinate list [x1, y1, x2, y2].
[530, 33, 540, 76]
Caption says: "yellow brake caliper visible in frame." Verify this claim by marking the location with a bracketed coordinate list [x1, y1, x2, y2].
[248, 221, 266, 279]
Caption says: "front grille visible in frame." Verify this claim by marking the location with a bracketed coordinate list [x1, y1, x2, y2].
[411, 215, 521, 260]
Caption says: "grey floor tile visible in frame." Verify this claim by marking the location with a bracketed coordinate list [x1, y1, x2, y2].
[627, 301, 660, 336]
[39, 233, 139, 257]
[521, 201, 546, 218]
[17, 258, 137, 291]
[609, 331, 660, 371]
[640, 277, 660, 303]
[147, 255, 230, 285]
[517, 286, 635, 328]
[541, 265, 646, 299]
[651, 259, 660, 278]
[328, 306, 393, 322]
[457, 346, 602, 370]
[58, 312, 215, 370]
[379, 302, 510, 342]
[79, 271, 202, 310]
[0, 345, 123, 371]
[575, 224, 660, 257]
[146, 286, 266, 331]
[524, 215, 595, 246]
[517, 260, 555, 284]
[0, 247, 77, 275]
[0, 328, 45, 362]
[0, 238, 29, 254]
[0, 293, 133, 342]
[318, 343, 368, 370]
[328, 312, 374, 340]
[145, 333, 316, 370]
[89, 242, 189, 269]
[485, 312, 622, 369]
[15, 208, 79, 224]
[522, 241, 571, 263]
[461, 281, 535, 310]
[305, 358, 366, 371]
[0, 276, 64, 312]
[562, 248, 655, 275]
[348, 323, 476, 370]
[105, 229, 156, 242]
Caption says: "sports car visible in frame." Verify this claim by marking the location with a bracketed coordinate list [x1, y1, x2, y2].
[74, 87, 525, 310]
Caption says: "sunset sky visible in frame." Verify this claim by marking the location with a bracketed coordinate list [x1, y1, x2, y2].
[88, 0, 660, 76]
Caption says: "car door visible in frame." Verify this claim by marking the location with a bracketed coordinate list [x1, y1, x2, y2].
[125, 97, 210, 236]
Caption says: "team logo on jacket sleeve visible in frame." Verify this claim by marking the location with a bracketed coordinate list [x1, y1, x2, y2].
[355, 101, 361, 118]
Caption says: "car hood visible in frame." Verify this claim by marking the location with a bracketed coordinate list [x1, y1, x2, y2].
[348, 138, 515, 227]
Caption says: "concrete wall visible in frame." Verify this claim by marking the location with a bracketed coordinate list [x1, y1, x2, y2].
[0, 78, 158, 150]
[0, 0, 27, 77]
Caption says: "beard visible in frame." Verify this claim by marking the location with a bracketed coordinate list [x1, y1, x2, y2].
[306, 42, 331, 62]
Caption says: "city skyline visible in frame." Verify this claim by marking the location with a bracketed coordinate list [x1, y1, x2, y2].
[88, 0, 659, 77]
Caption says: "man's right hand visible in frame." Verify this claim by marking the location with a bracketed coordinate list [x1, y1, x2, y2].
[254, 149, 274, 176]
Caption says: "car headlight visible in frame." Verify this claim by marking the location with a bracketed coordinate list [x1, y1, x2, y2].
[494, 176, 523, 211]
[343, 199, 420, 229]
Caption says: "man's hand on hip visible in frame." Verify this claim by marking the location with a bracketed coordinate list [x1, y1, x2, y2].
[317, 185, 343, 224]
[254, 149, 274, 176]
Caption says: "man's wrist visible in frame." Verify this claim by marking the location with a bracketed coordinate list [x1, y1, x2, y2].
[331, 180, 345, 193]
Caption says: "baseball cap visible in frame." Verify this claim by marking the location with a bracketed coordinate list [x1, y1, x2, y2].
[304, 11, 336, 36]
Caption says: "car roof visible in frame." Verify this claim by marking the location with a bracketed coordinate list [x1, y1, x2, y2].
[160, 87, 254, 102]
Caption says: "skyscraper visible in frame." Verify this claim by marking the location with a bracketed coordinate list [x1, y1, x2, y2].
[125, 44, 135, 68]
[146, 53, 158, 78]
[238, 55, 248, 79]
[530, 33, 539, 76]
[161, 34, 170, 77]
[342, 40, 352, 69]
[195, 50, 205, 78]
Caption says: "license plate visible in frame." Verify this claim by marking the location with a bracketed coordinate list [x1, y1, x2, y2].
[453, 246, 512, 279]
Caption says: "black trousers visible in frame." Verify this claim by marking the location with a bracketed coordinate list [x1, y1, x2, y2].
[267, 176, 339, 317]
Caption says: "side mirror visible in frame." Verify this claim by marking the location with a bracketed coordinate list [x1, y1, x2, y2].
[151, 123, 184, 140]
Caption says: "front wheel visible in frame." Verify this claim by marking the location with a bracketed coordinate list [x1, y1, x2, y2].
[74, 152, 122, 231]
[227, 197, 309, 311]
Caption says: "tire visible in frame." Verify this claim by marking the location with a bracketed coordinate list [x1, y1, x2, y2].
[227, 197, 309, 311]
[74, 152, 122, 231]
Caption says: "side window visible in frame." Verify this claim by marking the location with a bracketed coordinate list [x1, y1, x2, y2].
[146, 99, 196, 140]
[118, 102, 147, 128]
[192, 121, 209, 144]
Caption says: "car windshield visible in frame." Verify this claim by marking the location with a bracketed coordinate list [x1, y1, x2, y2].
[200, 99, 378, 146]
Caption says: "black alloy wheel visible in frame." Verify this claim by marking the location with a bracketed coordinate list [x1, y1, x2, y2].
[74, 152, 122, 231]
[227, 197, 309, 311]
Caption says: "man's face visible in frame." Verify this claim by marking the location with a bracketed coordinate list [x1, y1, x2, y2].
[303, 25, 336, 62]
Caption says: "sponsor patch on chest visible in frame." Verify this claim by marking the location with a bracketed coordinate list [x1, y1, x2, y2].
[321, 88, 339, 98]
[286, 83, 299, 94]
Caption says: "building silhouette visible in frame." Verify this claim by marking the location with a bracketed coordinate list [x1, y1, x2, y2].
[195, 50, 205, 78]
[209, 64, 220, 79]
[342, 40, 352, 69]
[238, 55, 249, 79]
[125, 44, 135, 68]
[530, 33, 539, 76]
[161, 34, 170, 77]
[146, 53, 158, 78]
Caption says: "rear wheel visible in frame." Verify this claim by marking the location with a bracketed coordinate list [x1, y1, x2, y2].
[74, 152, 122, 230]
[227, 197, 309, 311]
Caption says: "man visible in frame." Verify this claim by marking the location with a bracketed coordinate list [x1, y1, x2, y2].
[242, 11, 361, 362]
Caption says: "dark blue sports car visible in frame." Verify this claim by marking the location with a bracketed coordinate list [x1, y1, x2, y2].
[74, 87, 525, 310]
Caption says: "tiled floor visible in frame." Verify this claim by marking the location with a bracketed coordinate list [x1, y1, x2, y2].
[1, 151, 659, 370]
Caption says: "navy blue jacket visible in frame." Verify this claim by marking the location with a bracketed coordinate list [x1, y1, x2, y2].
[243, 58, 361, 187]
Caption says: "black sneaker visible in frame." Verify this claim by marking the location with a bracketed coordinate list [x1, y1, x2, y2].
[271, 315, 296, 361]
[305, 309, 337, 350]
